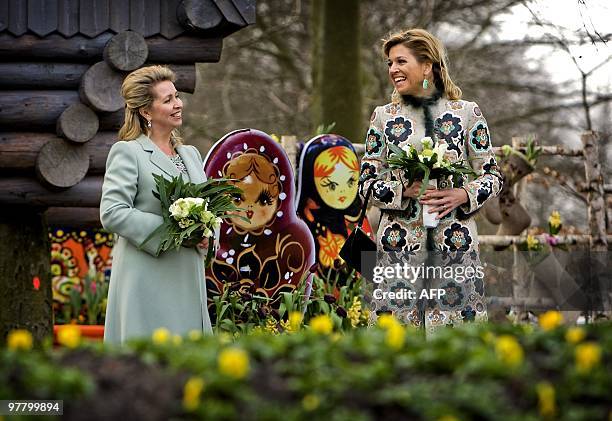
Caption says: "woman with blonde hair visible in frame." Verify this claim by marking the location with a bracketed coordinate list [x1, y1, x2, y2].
[359, 29, 503, 333]
[100, 65, 212, 344]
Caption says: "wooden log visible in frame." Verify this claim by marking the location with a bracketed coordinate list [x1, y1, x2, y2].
[166, 64, 196, 93]
[177, 0, 224, 31]
[0, 91, 124, 132]
[581, 131, 608, 251]
[178, 0, 249, 37]
[146, 36, 222, 63]
[0, 90, 79, 130]
[56, 103, 99, 143]
[0, 175, 103, 207]
[232, 0, 256, 24]
[45, 207, 101, 227]
[35, 138, 89, 189]
[0, 33, 222, 64]
[103, 31, 149, 72]
[0, 62, 89, 89]
[79, 61, 125, 112]
[0, 131, 116, 174]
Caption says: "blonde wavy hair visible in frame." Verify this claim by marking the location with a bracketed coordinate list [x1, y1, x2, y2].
[382, 28, 462, 102]
[118, 65, 183, 144]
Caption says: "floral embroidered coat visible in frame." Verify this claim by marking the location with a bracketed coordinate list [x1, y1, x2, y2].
[359, 97, 503, 333]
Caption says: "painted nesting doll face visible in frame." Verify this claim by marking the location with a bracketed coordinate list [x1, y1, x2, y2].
[313, 146, 360, 210]
[223, 153, 282, 232]
[203, 129, 315, 312]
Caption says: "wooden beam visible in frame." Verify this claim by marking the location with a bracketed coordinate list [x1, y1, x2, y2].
[0, 62, 89, 89]
[0, 175, 103, 207]
[0, 62, 196, 93]
[0, 131, 116, 174]
[0, 33, 222, 63]
[0, 91, 122, 131]
[45, 207, 101, 227]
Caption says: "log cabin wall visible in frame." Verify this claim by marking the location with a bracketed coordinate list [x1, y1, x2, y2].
[0, 0, 256, 226]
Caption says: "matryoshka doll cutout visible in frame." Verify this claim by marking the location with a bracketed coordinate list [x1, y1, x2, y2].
[296, 134, 373, 281]
[203, 129, 315, 319]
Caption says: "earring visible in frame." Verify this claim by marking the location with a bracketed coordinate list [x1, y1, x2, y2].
[422, 79, 429, 90]
[147, 120, 152, 128]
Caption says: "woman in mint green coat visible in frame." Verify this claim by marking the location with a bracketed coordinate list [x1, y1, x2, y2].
[100, 66, 213, 344]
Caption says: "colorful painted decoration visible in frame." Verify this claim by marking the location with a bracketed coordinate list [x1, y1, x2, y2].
[204, 129, 315, 317]
[49, 228, 113, 322]
[296, 134, 372, 279]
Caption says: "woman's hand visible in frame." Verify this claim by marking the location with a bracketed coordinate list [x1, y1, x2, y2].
[420, 187, 468, 219]
[402, 181, 436, 199]
[197, 237, 210, 251]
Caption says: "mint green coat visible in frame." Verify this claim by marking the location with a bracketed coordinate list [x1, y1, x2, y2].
[100, 134, 213, 344]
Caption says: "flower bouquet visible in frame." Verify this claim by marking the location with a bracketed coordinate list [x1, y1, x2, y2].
[140, 174, 247, 266]
[384, 137, 476, 227]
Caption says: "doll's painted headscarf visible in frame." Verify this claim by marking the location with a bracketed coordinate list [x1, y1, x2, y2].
[204, 129, 315, 316]
[296, 134, 372, 274]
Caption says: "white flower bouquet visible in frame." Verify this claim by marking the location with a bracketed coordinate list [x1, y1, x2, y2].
[384, 137, 476, 227]
[140, 174, 247, 266]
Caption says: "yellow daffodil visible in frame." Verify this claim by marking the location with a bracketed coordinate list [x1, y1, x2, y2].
[152, 327, 170, 345]
[182, 377, 205, 411]
[57, 325, 81, 348]
[565, 327, 586, 344]
[218, 348, 250, 379]
[539, 311, 563, 331]
[377, 313, 400, 330]
[526, 234, 540, 251]
[265, 317, 279, 334]
[288, 311, 303, 332]
[536, 382, 556, 418]
[495, 335, 524, 368]
[188, 330, 202, 341]
[575, 342, 601, 374]
[302, 394, 320, 411]
[548, 211, 561, 229]
[385, 324, 406, 350]
[172, 335, 183, 346]
[347, 297, 362, 328]
[7, 329, 33, 351]
[309, 314, 333, 335]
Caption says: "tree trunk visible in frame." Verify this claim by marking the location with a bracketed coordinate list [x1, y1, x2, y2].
[0, 208, 52, 344]
[316, 0, 362, 142]
[310, 0, 322, 131]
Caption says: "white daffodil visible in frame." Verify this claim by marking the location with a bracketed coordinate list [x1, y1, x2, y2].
[170, 198, 191, 219]
[420, 137, 434, 149]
